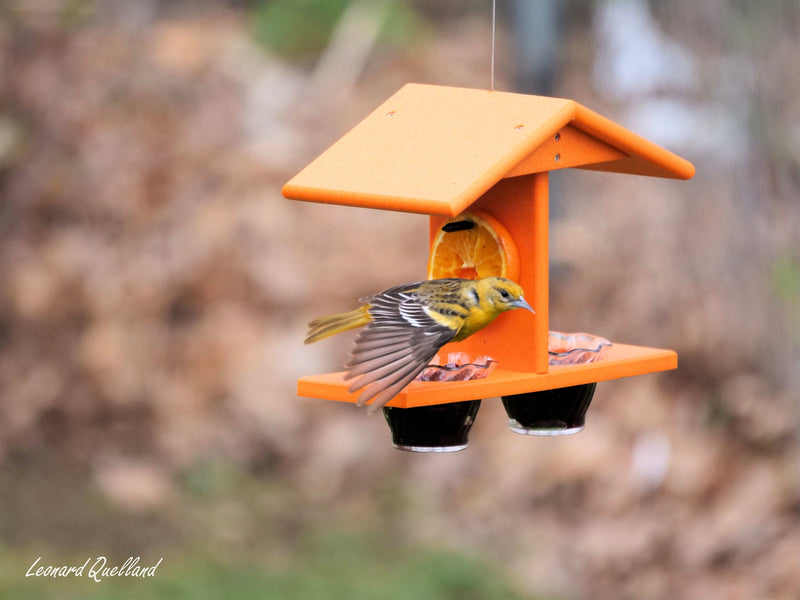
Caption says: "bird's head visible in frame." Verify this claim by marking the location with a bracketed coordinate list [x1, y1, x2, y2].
[478, 277, 535, 314]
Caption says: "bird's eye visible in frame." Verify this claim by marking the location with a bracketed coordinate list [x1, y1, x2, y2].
[499, 289, 510, 298]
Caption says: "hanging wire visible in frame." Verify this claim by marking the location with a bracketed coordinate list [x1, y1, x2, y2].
[490, 0, 496, 90]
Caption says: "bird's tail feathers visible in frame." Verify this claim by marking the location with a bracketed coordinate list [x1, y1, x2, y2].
[304, 305, 371, 344]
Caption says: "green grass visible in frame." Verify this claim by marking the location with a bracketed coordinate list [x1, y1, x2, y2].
[0, 534, 536, 600]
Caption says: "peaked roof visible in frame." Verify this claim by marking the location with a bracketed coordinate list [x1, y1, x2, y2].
[282, 83, 695, 216]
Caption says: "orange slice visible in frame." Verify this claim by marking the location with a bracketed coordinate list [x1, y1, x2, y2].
[427, 210, 519, 281]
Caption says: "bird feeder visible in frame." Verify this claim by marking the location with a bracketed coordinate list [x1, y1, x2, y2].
[283, 83, 694, 446]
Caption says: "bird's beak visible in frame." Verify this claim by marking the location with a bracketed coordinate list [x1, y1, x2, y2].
[514, 297, 535, 314]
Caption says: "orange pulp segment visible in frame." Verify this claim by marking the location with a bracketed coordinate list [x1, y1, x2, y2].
[427, 211, 519, 281]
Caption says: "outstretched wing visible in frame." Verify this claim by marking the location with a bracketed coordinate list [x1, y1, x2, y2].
[344, 283, 459, 413]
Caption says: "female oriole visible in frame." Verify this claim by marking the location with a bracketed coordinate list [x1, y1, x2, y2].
[305, 277, 534, 413]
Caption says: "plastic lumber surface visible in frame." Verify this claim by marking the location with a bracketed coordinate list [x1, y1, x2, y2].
[282, 83, 695, 216]
[297, 344, 678, 409]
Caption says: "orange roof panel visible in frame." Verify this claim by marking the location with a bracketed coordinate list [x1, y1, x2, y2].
[282, 83, 694, 216]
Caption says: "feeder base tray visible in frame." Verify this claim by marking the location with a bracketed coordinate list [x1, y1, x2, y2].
[297, 343, 677, 409]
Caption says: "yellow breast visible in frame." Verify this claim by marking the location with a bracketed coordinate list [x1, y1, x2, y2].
[452, 303, 502, 341]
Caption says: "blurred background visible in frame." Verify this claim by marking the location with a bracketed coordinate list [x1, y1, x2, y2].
[1, 0, 798, 598]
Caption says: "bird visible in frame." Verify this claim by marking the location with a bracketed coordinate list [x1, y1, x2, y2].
[304, 277, 534, 413]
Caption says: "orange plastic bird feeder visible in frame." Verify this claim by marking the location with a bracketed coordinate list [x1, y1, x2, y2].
[283, 83, 694, 409]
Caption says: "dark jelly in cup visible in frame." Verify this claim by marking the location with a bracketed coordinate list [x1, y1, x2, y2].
[502, 383, 596, 436]
[383, 400, 481, 452]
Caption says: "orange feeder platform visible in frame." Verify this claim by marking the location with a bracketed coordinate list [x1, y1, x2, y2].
[283, 83, 694, 409]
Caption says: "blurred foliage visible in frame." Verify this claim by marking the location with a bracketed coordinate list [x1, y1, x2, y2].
[771, 255, 800, 341]
[0, 0, 799, 598]
[179, 457, 243, 501]
[771, 255, 800, 305]
[249, 0, 422, 61]
[250, 0, 350, 59]
[0, 537, 532, 600]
